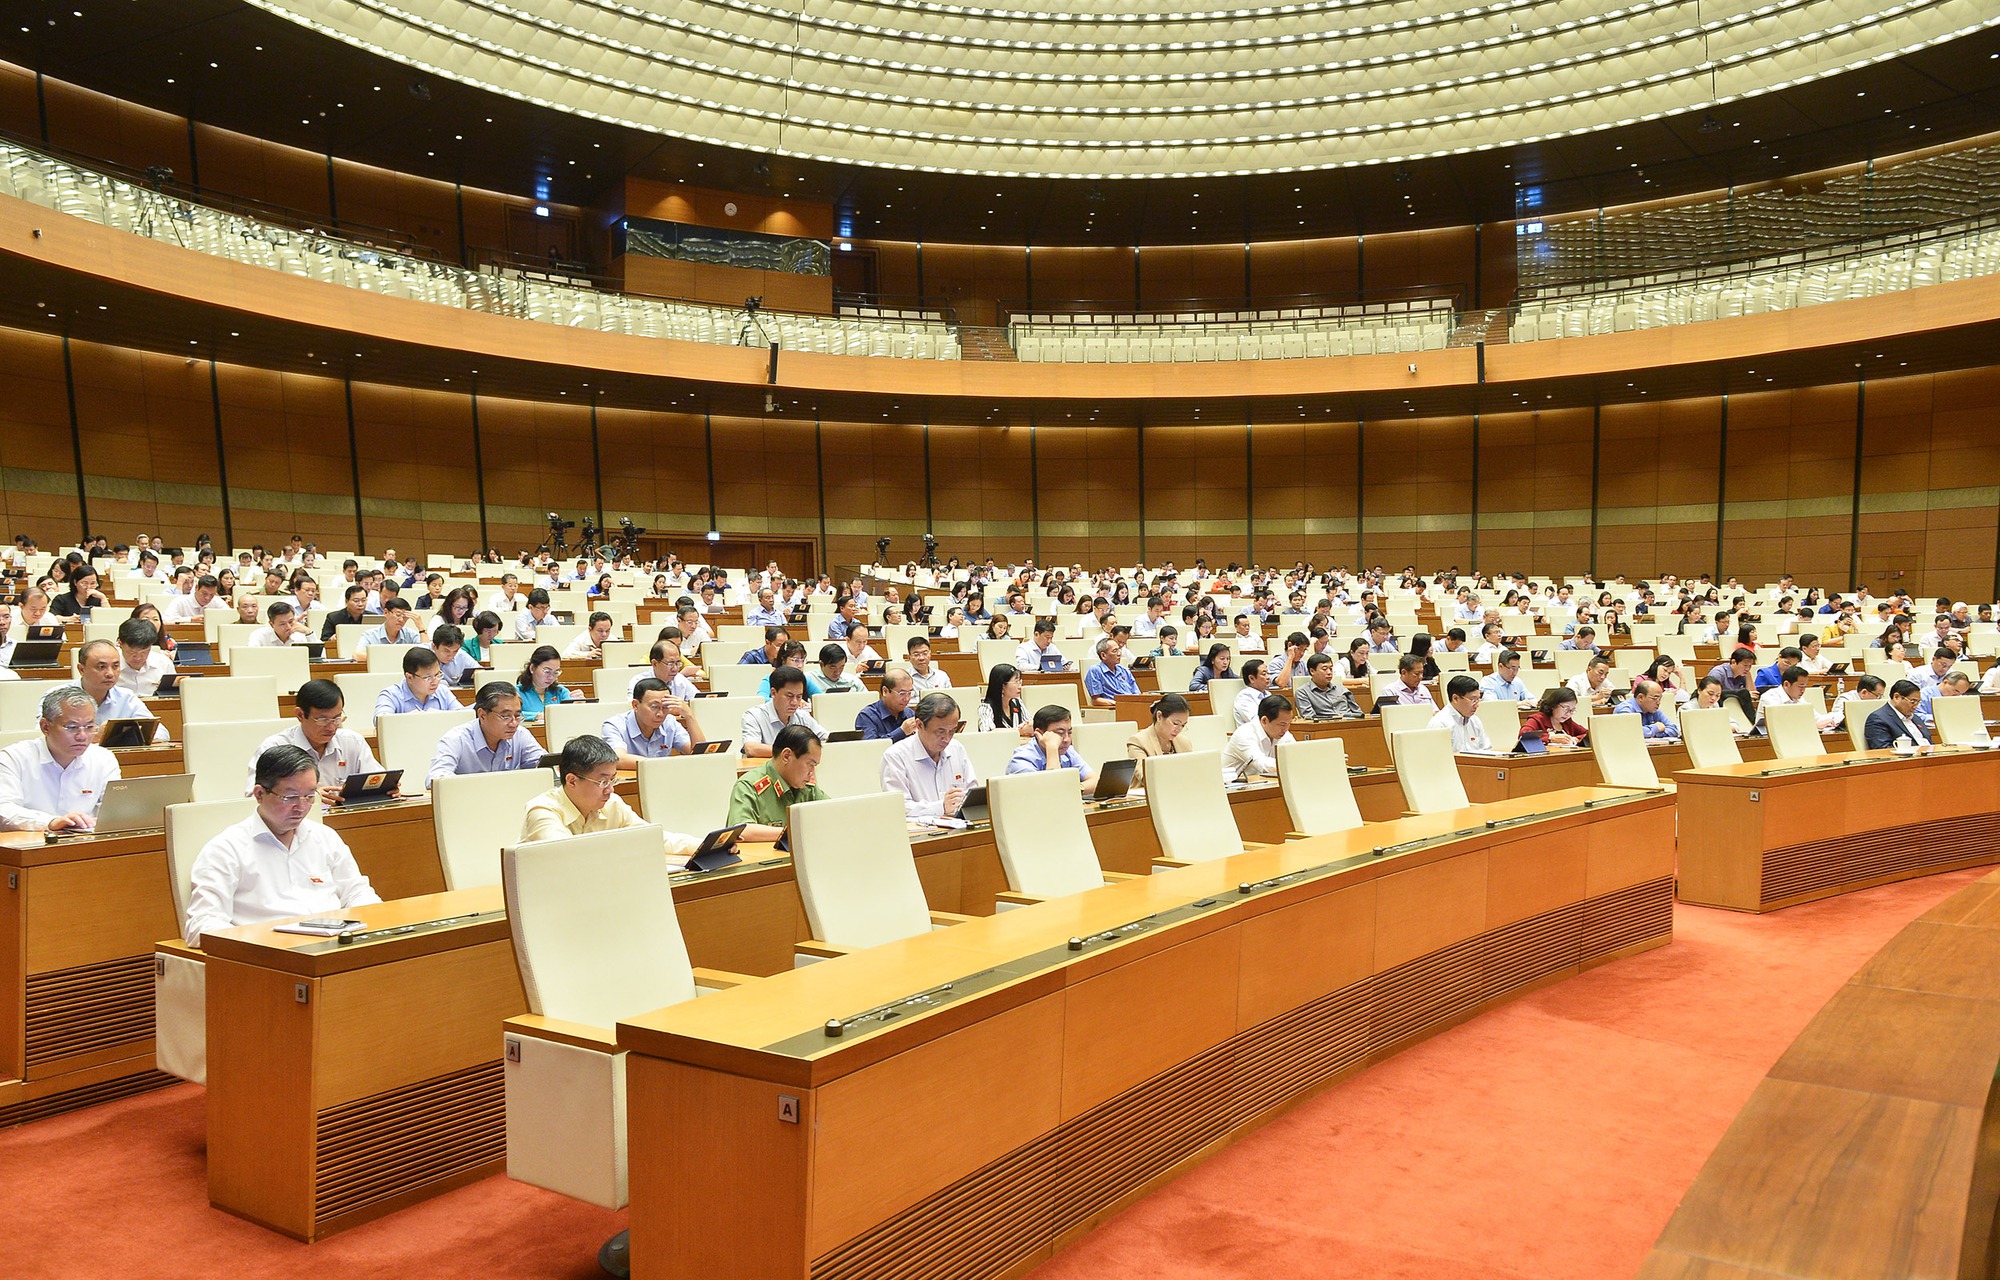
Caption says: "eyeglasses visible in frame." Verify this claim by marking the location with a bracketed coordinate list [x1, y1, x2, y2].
[578, 773, 618, 790]
[485, 710, 524, 724]
[267, 791, 315, 805]
[52, 720, 94, 735]
[305, 714, 347, 728]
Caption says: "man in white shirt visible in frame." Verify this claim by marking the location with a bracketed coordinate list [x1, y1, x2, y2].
[1567, 655, 1616, 710]
[676, 604, 715, 649]
[1754, 664, 1811, 733]
[1230, 614, 1266, 654]
[0, 601, 14, 667]
[1233, 658, 1273, 726]
[248, 680, 387, 803]
[1820, 673, 1885, 732]
[1222, 693, 1295, 781]
[77, 641, 167, 743]
[740, 667, 829, 758]
[628, 639, 702, 704]
[484, 574, 524, 614]
[115, 618, 177, 697]
[904, 637, 951, 694]
[1131, 597, 1166, 639]
[880, 692, 979, 823]
[564, 611, 614, 659]
[1013, 618, 1068, 673]
[1429, 676, 1493, 752]
[249, 601, 315, 647]
[161, 574, 220, 624]
[513, 589, 554, 642]
[0, 685, 121, 831]
[182, 744, 383, 945]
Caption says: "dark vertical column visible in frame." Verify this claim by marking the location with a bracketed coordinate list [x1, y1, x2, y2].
[34, 71, 48, 144]
[208, 361, 233, 550]
[1354, 420, 1366, 565]
[1029, 415, 1040, 564]
[1136, 416, 1147, 565]
[1472, 223, 1483, 309]
[703, 412, 718, 534]
[814, 416, 828, 577]
[186, 120, 202, 192]
[1851, 380, 1867, 591]
[921, 415, 933, 534]
[455, 183, 469, 268]
[1469, 414, 1481, 571]
[1243, 415, 1255, 564]
[1714, 395, 1730, 580]
[1024, 244, 1033, 307]
[915, 243, 925, 303]
[342, 380, 364, 548]
[325, 156, 339, 228]
[60, 337, 88, 537]
[589, 398, 605, 528]
[469, 385, 490, 552]
[1588, 402, 1602, 578]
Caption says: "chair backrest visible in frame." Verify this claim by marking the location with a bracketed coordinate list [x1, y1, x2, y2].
[1552, 649, 1590, 678]
[635, 752, 738, 833]
[1764, 702, 1824, 761]
[790, 792, 932, 948]
[990, 769, 1106, 899]
[1842, 697, 1874, 752]
[1069, 721, 1129, 771]
[589, 666, 646, 705]
[976, 639, 1017, 678]
[332, 622, 372, 659]
[1679, 707, 1743, 768]
[432, 768, 559, 890]
[179, 674, 279, 726]
[816, 737, 890, 799]
[541, 700, 606, 754]
[377, 709, 475, 789]
[225, 645, 312, 694]
[1390, 728, 1469, 815]
[183, 718, 290, 802]
[810, 689, 876, 733]
[364, 643, 425, 675]
[1275, 739, 1364, 836]
[1145, 751, 1246, 862]
[164, 797, 256, 918]
[706, 664, 771, 698]
[956, 728, 1021, 780]
[1476, 699, 1523, 751]
[0, 681, 50, 730]
[1379, 702, 1436, 746]
[1206, 678, 1246, 718]
[1933, 694, 1989, 746]
[1180, 713, 1231, 754]
[1723, 695, 1755, 735]
[1590, 713, 1660, 788]
[502, 826, 697, 1028]
[1152, 655, 1200, 691]
[334, 672, 403, 723]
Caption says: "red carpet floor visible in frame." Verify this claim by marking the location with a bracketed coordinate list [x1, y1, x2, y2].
[0, 869, 1980, 1280]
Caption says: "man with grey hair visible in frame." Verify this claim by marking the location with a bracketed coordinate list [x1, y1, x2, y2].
[0, 685, 122, 832]
[183, 744, 382, 945]
[428, 681, 549, 781]
[880, 691, 979, 823]
[1083, 633, 1139, 708]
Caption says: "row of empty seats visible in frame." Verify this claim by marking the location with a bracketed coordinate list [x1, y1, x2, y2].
[0, 141, 962, 360]
[1015, 320, 1449, 362]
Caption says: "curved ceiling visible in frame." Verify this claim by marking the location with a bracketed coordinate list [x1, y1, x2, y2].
[244, 0, 2000, 178]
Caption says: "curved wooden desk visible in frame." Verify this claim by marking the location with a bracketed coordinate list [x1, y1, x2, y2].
[1674, 748, 2000, 912]
[1641, 865, 2000, 1280]
[616, 786, 1677, 1280]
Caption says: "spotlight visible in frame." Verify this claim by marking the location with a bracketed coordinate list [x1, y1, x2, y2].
[409, 80, 432, 100]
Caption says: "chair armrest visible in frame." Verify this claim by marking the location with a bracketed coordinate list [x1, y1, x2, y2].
[154, 939, 205, 963]
[994, 891, 1045, 909]
[1152, 856, 1195, 870]
[1283, 831, 1312, 840]
[1241, 841, 1273, 849]
[795, 939, 858, 961]
[691, 967, 758, 990]
[504, 1013, 619, 1052]
[1101, 871, 1145, 883]
[929, 910, 978, 927]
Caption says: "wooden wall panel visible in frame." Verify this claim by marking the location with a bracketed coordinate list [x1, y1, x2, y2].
[1247, 418, 1359, 567]
[39, 78, 190, 181]
[1030, 247, 1134, 308]
[0, 60, 40, 139]
[214, 365, 356, 554]
[67, 340, 222, 545]
[820, 419, 927, 570]
[928, 415, 1035, 566]
[710, 414, 821, 543]
[1138, 244, 1244, 306]
[1247, 239, 1361, 303]
[188, 123, 331, 222]
[469, 396, 597, 557]
[1034, 423, 1140, 568]
[595, 406, 710, 541]
[868, 241, 922, 299]
[1138, 423, 1243, 567]
[1361, 416, 1473, 572]
[348, 383, 480, 560]
[920, 244, 1027, 326]
[1596, 397, 1722, 581]
[1860, 370, 2000, 602]
[0, 328, 83, 539]
[330, 158, 461, 260]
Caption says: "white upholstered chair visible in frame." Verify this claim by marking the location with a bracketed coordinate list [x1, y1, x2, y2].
[1390, 728, 1469, 815]
[152, 797, 257, 1085]
[1679, 708, 1743, 768]
[635, 752, 737, 832]
[990, 768, 1126, 907]
[1145, 750, 1260, 865]
[1275, 738, 1365, 837]
[790, 792, 969, 964]
[431, 767, 558, 889]
[1590, 713, 1662, 789]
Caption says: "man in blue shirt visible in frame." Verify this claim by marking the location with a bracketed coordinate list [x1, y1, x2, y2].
[375, 647, 457, 718]
[354, 597, 425, 659]
[1915, 669, 1972, 733]
[1005, 706, 1095, 785]
[428, 683, 549, 781]
[601, 677, 692, 763]
[1613, 679, 1681, 739]
[744, 587, 787, 628]
[1082, 635, 1140, 708]
[740, 626, 789, 665]
[1753, 646, 1802, 691]
[855, 669, 918, 742]
[1478, 649, 1530, 704]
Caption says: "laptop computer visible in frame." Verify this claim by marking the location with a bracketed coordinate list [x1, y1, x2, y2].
[333, 769, 403, 810]
[98, 718, 159, 749]
[24, 623, 63, 642]
[174, 643, 215, 667]
[1087, 757, 1139, 803]
[7, 639, 62, 669]
[72, 773, 195, 838]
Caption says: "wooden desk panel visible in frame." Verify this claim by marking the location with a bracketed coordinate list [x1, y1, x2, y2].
[1639, 866, 2000, 1280]
[1673, 748, 2000, 912]
[619, 788, 1677, 1280]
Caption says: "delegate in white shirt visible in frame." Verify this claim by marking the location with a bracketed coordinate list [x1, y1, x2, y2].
[182, 812, 382, 945]
[244, 723, 386, 795]
[1222, 719, 1293, 781]
[879, 735, 979, 823]
[0, 737, 122, 831]
[117, 650, 178, 697]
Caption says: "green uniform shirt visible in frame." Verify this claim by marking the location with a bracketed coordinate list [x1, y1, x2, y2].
[727, 760, 827, 827]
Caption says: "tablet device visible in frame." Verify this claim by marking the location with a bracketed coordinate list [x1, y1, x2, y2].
[25, 623, 63, 642]
[1090, 757, 1139, 802]
[1039, 654, 1067, 673]
[692, 739, 732, 755]
[173, 642, 215, 667]
[98, 718, 159, 749]
[1515, 733, 1548, 755]
[1129, 656, 1155, 671]
[337, 769, 403, 807]
[825, 729, 865, 743]
[860, 660, 887, 675]
[7, 639, 62, 669]
[958, 784, 990, 825]
[1824, 662, 1849, 676]
[684, 823, 746, 873]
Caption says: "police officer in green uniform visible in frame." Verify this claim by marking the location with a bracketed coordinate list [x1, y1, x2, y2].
[726, 723, 827, 841]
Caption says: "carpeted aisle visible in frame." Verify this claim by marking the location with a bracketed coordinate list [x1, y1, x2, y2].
[0, 870, 1979, 1280]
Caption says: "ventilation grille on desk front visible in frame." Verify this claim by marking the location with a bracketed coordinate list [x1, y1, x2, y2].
[313, 1059, 504, 1227]
[24, 955, 154, 1067]
[810, 877, 1673, 1280]
[1762, 817, 1999, 907]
